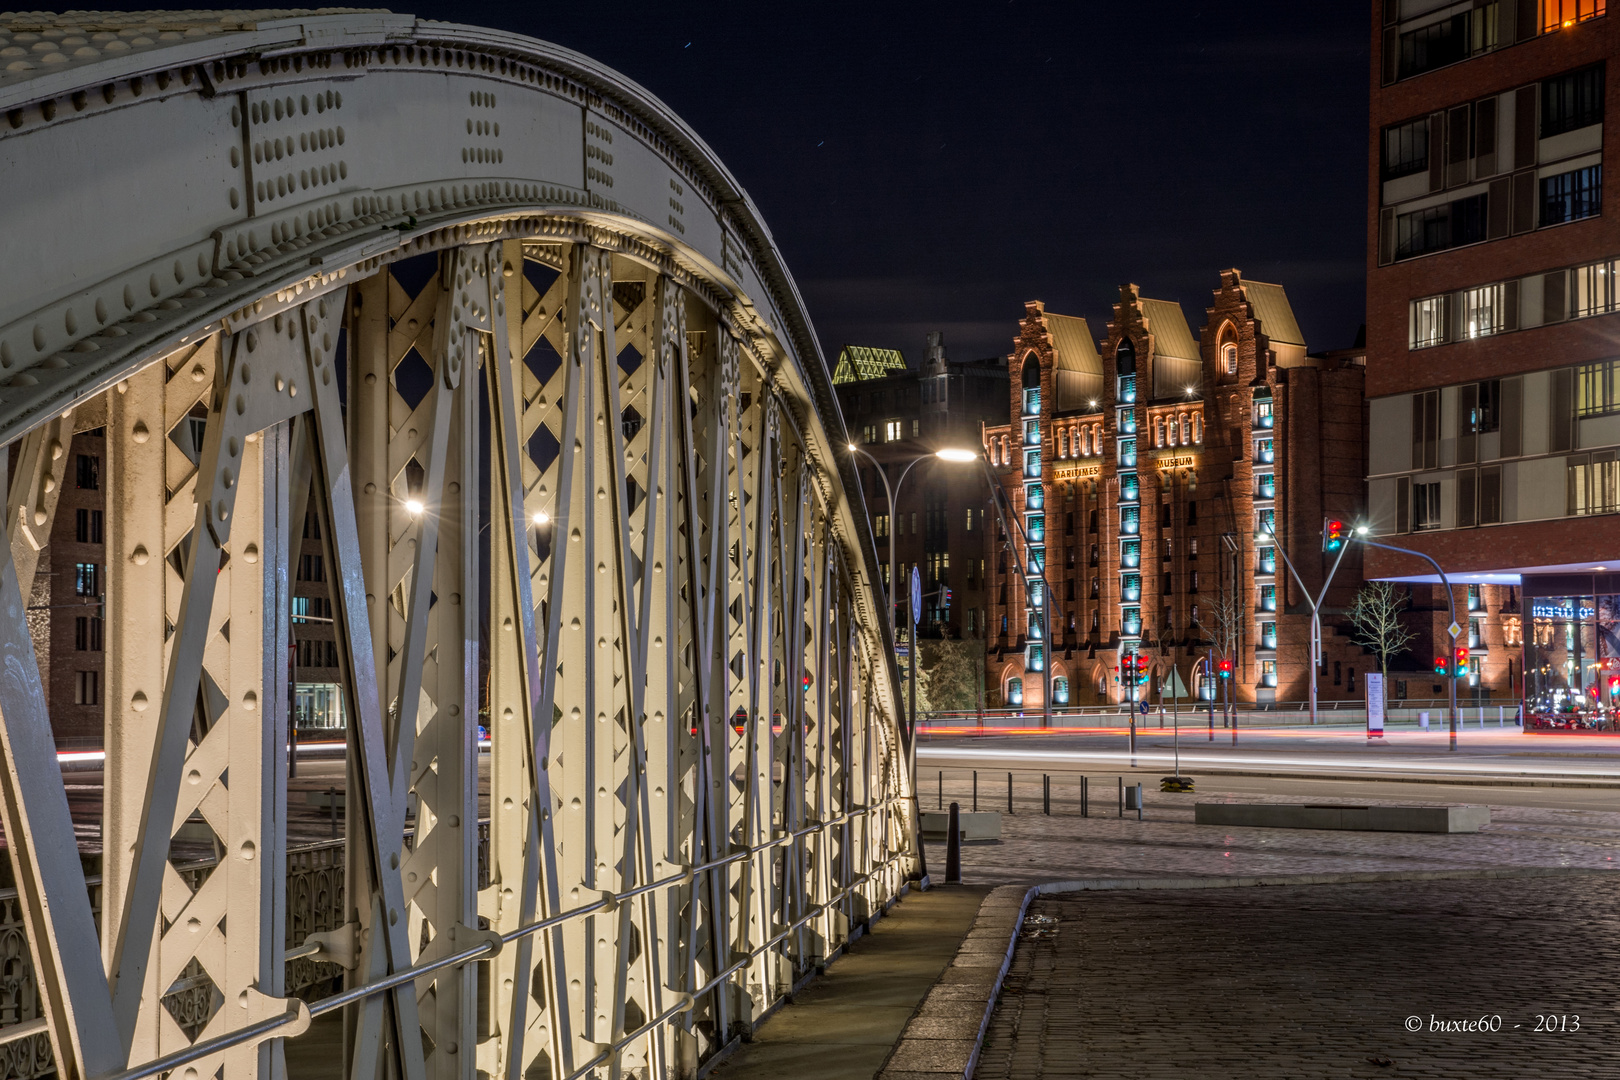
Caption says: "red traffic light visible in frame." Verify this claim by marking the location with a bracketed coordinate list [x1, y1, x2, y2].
[1323, 518, 1347, 551]
[1433, 655, 1449, 675]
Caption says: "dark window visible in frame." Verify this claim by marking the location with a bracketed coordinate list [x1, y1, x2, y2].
[1382, 117, 1430, 180]
[75, 454, 99, 490]
[1159, 503, 1171, 527]
[75, 508, 103, 544]
[1162, 572, 1172, 594]
[1541, 165, 1603, 226]
[74, 615, 102, 651]
[298, 553, 326, 582]
[1542, 65, 1605, 138]
[1414, 482, 1443, 530]
[1064, 512, 1075, 535]
[1186, 501, 1197, 526]
[1334, 661, 1343, 686]
[74, 671, 100, 706]
[1472, 379, 1501, 433]
[1066, 579, 1076, 601]
[303, 511, 323, 540]
[1088, 509, 1098, 533]
[1190, 571, 1199, 593]
[1088, 544, 1099, 567]
[1395, 193, 1489, 259]
[1398, 14, 1471, 79]
[74, 562, 99, 596]
[1089, 577, 1099, 599]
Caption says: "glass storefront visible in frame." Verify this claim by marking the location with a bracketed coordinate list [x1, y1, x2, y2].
[295, 681, 347, 733]
[1524, 595, 1620, 731]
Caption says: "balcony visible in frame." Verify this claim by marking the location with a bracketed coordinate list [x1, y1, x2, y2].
[1120, 475, 1139, 503]
[1122, 575, 1141, 603]
[1257, 548, 1276, 575]
[1118, 411, 1137, 435]
[1121, 541, 1140, 569]
[1256, 476, 1275, 500]
[1255, 440, 1274, 465]
[1118, 376, 1136, 404]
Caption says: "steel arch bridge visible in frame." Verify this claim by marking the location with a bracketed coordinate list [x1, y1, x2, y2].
[0, 11, 917, 1080]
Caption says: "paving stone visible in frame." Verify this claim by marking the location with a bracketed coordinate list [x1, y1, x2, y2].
[976, 873, 1620, 1079]
[884, 1037, 975, 1072]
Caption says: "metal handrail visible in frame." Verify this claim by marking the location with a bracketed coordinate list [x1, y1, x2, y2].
[97, 797, 906, 1080]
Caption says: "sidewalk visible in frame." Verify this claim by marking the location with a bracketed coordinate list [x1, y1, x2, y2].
[710, 884, 990, 1080]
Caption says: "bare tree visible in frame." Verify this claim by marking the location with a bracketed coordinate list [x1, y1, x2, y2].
[1194, 576, 1244, 664]
[1346, 581, 1418, 679]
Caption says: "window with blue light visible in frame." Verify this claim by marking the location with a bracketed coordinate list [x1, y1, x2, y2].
[1257, 473, 1275, 498]
[1026, 482, 1044, 510]
[1259, 546, 1276, 573]
[1254, 399, 1274, 428]
[1028, 514, 1045, 542]
[1024, 418, 1041, 445]
[1122, 574, 1141, 602]
[1119, 410, 1137, 434]
[1028, 547, 1045, 573]
[1261, 584, 1276, 611]
[1028, 645, 1045, 671]
[1121, 507, 1139, 535]
[1262, 621, 1277, 647]
[1029, 580, 1044, 607]
[1122, 540, 1140, 568]
[1054, 677, 1070, 704]
[1007, 677, 1024, 705]
[1024, 448, 1042, 478]
[1119, 375, 1137, 403]
[1122, 608, 1141, 635]
[1120, 438, 1136, 467]
[1028, 612, 1043, 640]
[1258, 508, 1275, 533]
[1023, 388, 1041, 416]
[1257, 438, 1274, 463]
[1121, 474, 1139, 502]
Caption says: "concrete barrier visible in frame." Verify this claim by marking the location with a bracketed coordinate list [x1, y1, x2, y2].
[1194, 802, 1489, 833]
[920, 809, 1002, 842]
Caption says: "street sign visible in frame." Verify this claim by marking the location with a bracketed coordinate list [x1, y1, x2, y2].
[910, 566, 922, 626]
[1447, 621, 1463, 639]
[1365, 672, 1385, 738]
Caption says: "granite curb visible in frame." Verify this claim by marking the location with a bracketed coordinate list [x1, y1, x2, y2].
[873, 883, 1037, 1080]
[874, 865, 1617, 1080]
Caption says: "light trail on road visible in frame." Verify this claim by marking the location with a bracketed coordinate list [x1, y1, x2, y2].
[917, 745, 1620, 779]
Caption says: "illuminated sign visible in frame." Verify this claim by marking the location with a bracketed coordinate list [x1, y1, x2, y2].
[1052, 463, 1101, 481]
[1531, 601, 1596, 620]
[1155, 454, 1197, 470]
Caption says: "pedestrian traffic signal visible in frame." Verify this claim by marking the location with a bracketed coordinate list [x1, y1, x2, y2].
[1433, 655, 1449, 675]
[1323, 518, 1347, 552]
[1608, 675, 1619, 697]
[1218, 659, 1233, 679]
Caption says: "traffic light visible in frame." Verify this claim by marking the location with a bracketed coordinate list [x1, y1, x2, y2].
[802, 671, 814, 690]
[1433, 655, 1449, 675]
[1608, 674, 1619, 697]
[943, 587, 952, 606]
[1218, 659, 1233, 679]
[1453, 645, 1469, 677]
[1323, 518, 1347, 552]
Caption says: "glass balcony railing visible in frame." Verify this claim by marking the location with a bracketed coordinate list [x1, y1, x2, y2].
[1120, 475, 1139, 502]
[1023, 388, 1041, 416]
[1026, 482, 1044, 510]
[1261, 631, 1278, 649]
[1119, 412, 1137, 434]
[1120, 438, 1136, 467]
[1258, 547, 1276, 575]
[1119, 376, 1136, 404]
[1121, 541, 1140, 569]
[1256, 476, 1275, 500]
[1024, 418, 1041, 446]
[1121, 511, 1139, 536]
[1256, 439, 1274, 464]
[1261, 670, 1277, 688]
[1122, 575, 1141, 603]
[1123, 618, 1142, 637]
[1260, 590, 1277, 612]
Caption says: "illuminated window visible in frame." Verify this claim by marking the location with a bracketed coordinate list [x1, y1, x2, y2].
[885, 419, 902, 441]
[1221, 343, 1237, 375]
[1007, 677, 1023, 706]
[1408, 295, 1447, 349]
[1053, 677, 1069, 704]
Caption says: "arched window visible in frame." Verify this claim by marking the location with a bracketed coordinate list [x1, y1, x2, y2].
[1059, 430, 1068, 458]
[1180, 415, 1191, 443]
[1167, 416, 1178, 446]
[1221, 342, 1238, 375]
[1021, 354, 1041, 389]
[1192, 415, 1203, 443]
[1053, 676, 1070, 704]
[1116, 339, 1136, 377]
[1007, 677, 1024, 706]
[1155, 417, 1165, 446]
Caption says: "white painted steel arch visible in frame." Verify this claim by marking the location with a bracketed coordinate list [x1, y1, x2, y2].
[0, 11, 916, 1080]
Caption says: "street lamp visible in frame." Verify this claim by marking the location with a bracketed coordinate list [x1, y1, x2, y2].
[1260, 520, 1352, 728]
[846, 443, 977, 641]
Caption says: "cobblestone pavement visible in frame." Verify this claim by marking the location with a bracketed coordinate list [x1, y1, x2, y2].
[921, 775, 1620, 886]
[978, 874, 1620, 1079]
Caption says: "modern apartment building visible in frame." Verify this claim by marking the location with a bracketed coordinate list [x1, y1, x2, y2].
[1367, 0, 1619, 727]
[833, 334, 1009, 640]
[982, 276, 1368, 709]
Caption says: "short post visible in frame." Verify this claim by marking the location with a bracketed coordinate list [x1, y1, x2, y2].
[1081, 775, 1088, 818]
[1499, 706, 1504, 728]
[938, 770, 943, 809]
[972, 770, 978, 813]
[1007, 771, 1013, 815]
[288, 720, 299, 780]
[328, 786, 337, 840]
[1136, 782, 1144, 822]
[1043, 774, 1050, 816]
[945, 802, 961, 883]
[1118, 776, 1124, 818]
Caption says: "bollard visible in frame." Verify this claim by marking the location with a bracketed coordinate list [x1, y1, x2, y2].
[945, 802, 961, 883]
[1007, 772, 1013, 815]
[1118, 776, 1124, 818]
[938, 770, 943, 809]
[1043, 774, 1050, 816]
[1081, 775, 1088, 818]
[1137, 782, 1144, 822]
[328, 786, 337, 839]
[973, 771, 978, 812]
[289, 722, 298, 780]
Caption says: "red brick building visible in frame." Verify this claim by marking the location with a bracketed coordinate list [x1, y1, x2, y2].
[983, 274, 1367, 709]
[1366, 1, 1620, 726]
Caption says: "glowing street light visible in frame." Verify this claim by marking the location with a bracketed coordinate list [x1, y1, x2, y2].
[404, 498, 425, 517]
[934, 447, 978, 463]
[532, 509, 551, 527]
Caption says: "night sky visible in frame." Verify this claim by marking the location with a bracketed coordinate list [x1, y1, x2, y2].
[95, 1, 1372, 366]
